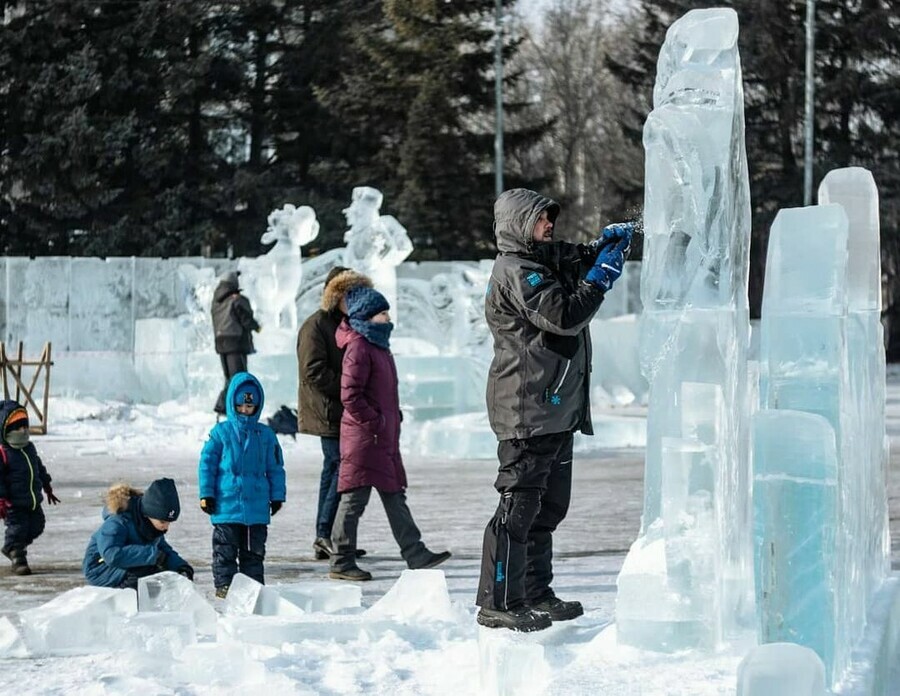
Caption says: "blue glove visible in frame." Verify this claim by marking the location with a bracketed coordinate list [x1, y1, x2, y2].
[585, 236, 629, 291]
[591, 222, 634, 255]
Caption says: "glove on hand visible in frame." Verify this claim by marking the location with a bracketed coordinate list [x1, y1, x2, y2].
[586, 236, 630, 291]
[43, 485, 61, 505]
[155, 549, 167, 570]
[176, 564, 194, 581]
[200, 497, 216, 515]
[0, 499, 10, 520]
[270, 501, 283, 516]
[591, 222, 634, 255]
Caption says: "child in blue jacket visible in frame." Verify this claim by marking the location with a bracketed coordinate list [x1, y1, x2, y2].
[83, 478, 193, 589]
[198, 372, 286, 598]
[0, 400, 60, 576]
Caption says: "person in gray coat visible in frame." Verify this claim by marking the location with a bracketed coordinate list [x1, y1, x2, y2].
[475, 188, 633, 632]
[211, 271, 260, 415]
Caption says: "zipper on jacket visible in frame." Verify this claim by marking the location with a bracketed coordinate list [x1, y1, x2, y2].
[553, 360, 571, 395]
[22, 450, 36, 510]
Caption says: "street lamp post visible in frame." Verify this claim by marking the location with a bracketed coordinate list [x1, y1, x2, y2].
[803, 0, 816, 205]
[494, 0, 504, 198]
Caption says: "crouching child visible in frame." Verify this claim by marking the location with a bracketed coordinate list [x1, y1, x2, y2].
[0, 400, 60, 576]
[83, 478, 193, 589]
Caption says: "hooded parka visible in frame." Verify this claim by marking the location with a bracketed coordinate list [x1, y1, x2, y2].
[335, 320, 407, 493]
[198, 372, 286, 525]
[211, 273, 259, 355]
[0, 400, 51, 510]
[296, 270, 373, 437]
[485, 188, 605, 441]
[83, 484, 189, 588]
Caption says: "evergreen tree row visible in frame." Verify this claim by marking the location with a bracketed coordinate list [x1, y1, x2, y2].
[0, 0, 538, 259]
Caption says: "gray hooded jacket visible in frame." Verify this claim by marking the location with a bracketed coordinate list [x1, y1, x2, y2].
[485, 189, 605, 440]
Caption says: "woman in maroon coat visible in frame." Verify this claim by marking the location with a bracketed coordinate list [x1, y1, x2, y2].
[328, 287, 451, 581]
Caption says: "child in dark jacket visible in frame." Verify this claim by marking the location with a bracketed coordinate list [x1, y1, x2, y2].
[0, 400, 59, 576]
[329, 287, 450, 581]
[83, 478, 193, 589]
[198, 371, 286, 598]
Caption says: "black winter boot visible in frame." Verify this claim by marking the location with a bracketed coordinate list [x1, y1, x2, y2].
[529, 596, 584, 621]
[476, 606, 552, 632]
[410, 550, 452, 570]
[9, 548, 31, 576]
[329, 567, 372, 581]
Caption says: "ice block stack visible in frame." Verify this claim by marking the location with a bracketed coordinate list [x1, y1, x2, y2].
[754, 168, 890, 684]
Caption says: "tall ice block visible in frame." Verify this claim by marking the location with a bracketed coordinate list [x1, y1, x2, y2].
[616, 6, 753, 649]
[753, 411, 838, 673]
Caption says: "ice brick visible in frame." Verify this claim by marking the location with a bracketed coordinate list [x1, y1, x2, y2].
[737, 643, 825, 696]
[365, 569, 454, 623]
[275, 581, 362, 614]
[107, 611, 196, 656]
[223, 573, 304, 617]
[18, 586, 136, 655]
[478, 627, 550, 696]
[138, 571, 217, 636]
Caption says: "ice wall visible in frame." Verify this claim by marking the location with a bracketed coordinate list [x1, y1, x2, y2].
[1, 257, 643, 415]
[615, 7, 753, 650]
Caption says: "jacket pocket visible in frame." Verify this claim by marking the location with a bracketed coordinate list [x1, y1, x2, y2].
[542, 359, 571, 404]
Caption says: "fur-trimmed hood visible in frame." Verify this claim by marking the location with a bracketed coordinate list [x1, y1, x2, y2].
[106, 483, 141, 515]
[321, 270, 372, 311]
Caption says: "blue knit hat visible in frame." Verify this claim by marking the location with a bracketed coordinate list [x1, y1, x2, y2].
[142, 478, 180, 522]
[234, 382, 261, 408]
[345, 286, 390, 321]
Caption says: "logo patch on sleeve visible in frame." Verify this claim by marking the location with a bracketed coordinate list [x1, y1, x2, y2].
[525, 271, 542, 287]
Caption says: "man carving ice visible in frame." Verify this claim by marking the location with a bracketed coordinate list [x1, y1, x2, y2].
[475, 188, 632, 632]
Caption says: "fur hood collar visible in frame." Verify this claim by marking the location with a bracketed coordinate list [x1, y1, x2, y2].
[106, 483, 142, 514]
[321, 270, 372, 312]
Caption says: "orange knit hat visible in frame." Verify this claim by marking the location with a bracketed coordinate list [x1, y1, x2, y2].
[4, 408, 28, 434]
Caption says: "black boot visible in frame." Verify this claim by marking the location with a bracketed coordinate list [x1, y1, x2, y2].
[410, 550, 452, 570]
[313, 537, 333, 560]
[329, 566, 372, 581]
[476, 606, 552, 632]
[9, 548, 31, 576]
[529, 596, 583, 621]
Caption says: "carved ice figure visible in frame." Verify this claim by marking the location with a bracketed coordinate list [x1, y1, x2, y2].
[239, 204, 319, 332]
[342, 186, 412, 315]
[615, 7, 753, 651]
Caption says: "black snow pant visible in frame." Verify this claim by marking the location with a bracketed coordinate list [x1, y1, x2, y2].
[214, 352, 248, 414]
[212, 523, 267, 589]
[476, 431, 574, 611]
[2, 505, 45, 556]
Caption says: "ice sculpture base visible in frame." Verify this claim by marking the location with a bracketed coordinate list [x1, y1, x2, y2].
[834, 575, 900, 696]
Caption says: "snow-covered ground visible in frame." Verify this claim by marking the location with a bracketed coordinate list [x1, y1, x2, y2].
[0, 377, 899, 694]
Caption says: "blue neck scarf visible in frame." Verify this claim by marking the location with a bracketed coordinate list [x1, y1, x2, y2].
[349, 319, 393, 350]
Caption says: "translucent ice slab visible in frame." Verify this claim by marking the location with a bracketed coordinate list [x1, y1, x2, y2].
[138, 571, 217, 636]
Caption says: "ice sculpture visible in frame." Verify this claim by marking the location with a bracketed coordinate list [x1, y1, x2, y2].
[239, 203, 319, 339]
[817, 168, 891, 598]
[753, 171, 891, 684]
[615, 7, 753, 650]
[342, 186, 412, 316]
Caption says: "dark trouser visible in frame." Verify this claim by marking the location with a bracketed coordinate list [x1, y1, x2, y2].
[316, 437, 341, 539]
[476, 431, 574, 611]
[330, 487, 428, 572]
[2, 506, 46, 555]
[212, 523, 267, 588]
[214, 352, 248, 414]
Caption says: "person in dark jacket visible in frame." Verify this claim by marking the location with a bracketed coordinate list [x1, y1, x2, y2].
[297, 266, 372, 560]
[83, 478, 193, 589]
[211, 270, 261, 415]
[198, 371, 286, 598]
[475, 188, 633, 632]
[329, 287, 451, 581]
[0, 401, 59, 576]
